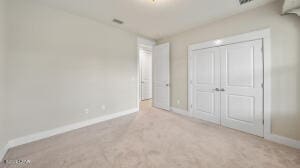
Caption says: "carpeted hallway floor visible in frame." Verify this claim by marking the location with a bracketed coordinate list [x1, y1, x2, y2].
[1, 100, 300, 168]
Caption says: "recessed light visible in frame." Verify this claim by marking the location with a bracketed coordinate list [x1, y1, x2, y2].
[214, 40, 223, 45]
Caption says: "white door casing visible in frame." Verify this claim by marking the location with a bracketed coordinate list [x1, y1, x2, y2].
[220, 40, 264, 136]
[140, 48, 152, 100]
[191, 47, 220, 124]
[153, 43, 170, 110]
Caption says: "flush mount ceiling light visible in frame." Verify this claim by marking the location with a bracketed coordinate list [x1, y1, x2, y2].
[214, 40, 223, 45]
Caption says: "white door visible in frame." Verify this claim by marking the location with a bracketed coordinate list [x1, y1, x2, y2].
[190, 39, 264, 136]
[220, 40, 264, 136]
[191, 47, 220, 124]
[153, 43, 170, 110]
[140, 48, 152, 100]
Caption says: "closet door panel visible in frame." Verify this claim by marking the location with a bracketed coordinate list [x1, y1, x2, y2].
[191, 47, 220, 124]
[220, 40, 264, 137]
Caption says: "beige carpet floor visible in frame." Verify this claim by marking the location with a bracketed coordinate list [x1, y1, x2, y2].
[1, 100, 300, 168]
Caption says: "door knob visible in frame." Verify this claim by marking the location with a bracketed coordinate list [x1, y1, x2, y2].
[220, 88, 225, 91]
[214, 88, 220, 91]
[166, 84, 169, 87]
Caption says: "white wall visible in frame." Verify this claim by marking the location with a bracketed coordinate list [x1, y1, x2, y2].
[6, 0, 138, 140]
[158, 1, 300, 141]
[0, 0, 7, 155]
[2, 0, 300, 148]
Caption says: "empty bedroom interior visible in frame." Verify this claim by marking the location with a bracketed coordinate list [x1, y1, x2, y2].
[0, 0, 300, 167]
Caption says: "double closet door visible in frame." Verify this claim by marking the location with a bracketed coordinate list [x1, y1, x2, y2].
[190, 40, 264, 136]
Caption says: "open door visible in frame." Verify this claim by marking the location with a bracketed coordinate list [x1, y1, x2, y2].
[153, 43, 170, 111]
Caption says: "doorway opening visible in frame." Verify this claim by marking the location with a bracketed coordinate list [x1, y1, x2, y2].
[139, 44, 153, 102]
[137, 38, 170, 111]
[137, 37, 155, 107]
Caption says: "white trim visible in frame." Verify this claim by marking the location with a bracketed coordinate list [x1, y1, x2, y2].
[0, 144, 9, 161]
[170, 107, 191, 117]
[137, 39, 141, 109]
[188, 29, 271, 51]
[7, 108, 138, 148]
[171, 109, 300, 149]
[262, 30, 272, 140]
[188, 28, 273, 142]
[265, 134, 300, 149]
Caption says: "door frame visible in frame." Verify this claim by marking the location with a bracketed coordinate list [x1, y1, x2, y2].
[188, 28, 271, 138]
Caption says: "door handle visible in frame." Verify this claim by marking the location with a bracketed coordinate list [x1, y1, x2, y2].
[220, 88, 225, 91]
[214, 88, 220, 91]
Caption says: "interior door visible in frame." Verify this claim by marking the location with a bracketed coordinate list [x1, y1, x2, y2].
[153, 43, 170, 110]
[220, 40, 264, 136]
[191, 47, 220, 124]
[140, 48, 152, 100]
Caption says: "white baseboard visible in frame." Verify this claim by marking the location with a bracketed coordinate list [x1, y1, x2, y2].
[170, 107, 300, 149]
[7, 108, 139, 149]
[1, 106, 299, 161]
[0, 144, 9, 161]
[170, 107, 191, 117]
[265, 133, 300, 149]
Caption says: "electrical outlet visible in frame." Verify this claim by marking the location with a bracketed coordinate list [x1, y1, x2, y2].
[101, 105, 106, 111]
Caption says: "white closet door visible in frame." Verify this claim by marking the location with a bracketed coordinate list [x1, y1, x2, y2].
[191, 47, 220, 124]
[153, 43, 170, 110]
[220, 40, 263, 136]
[140, 49, 152, 100]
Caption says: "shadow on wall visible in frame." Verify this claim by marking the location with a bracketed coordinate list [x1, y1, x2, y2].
[271, 18, 300, 141]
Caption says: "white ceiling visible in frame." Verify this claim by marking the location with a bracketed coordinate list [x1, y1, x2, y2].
[33, 0, 276, 40]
